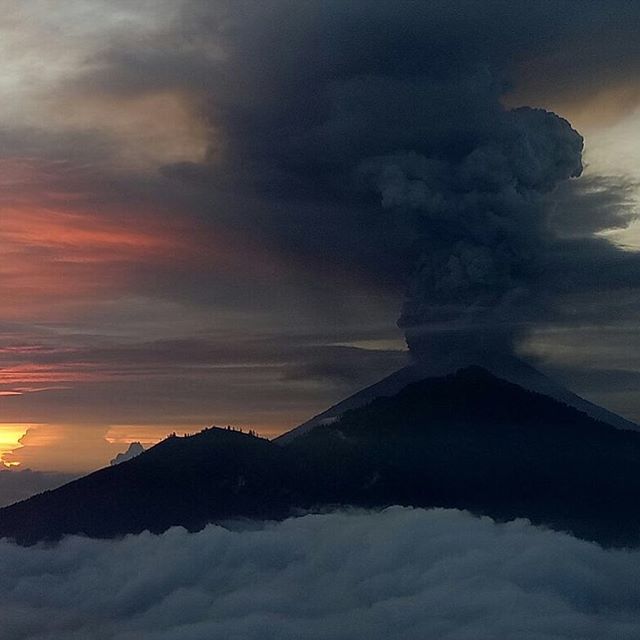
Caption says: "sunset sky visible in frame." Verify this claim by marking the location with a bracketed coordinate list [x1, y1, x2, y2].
[3, 1, 640, 473]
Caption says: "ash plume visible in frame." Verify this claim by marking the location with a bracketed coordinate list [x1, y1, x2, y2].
[375, 106, 584, 358]
[99, 0, 639, 363]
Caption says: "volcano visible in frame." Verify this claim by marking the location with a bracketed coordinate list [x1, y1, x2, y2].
[1, 366, 639, 546]
[276, 354, 637, 444]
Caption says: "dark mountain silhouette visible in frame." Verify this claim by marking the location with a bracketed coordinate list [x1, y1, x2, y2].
[0, 428, 299, 544]
[2, 367, 640, 546]
[287, 366, 640, 546]
[275, 354, 637, 444]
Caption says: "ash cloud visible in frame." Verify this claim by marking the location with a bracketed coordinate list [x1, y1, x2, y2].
[362, 106, 583, 356]
[6, 0, 640, 428]
[94, 0, 639, 363]
[3, 507, 640, 639]
[197, 1, 587, 361]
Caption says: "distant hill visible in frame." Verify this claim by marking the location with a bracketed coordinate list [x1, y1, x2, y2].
[2, 367, 640, 546]
[0, 427, 299, 544]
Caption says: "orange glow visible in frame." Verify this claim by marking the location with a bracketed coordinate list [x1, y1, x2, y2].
[2, 209, 179, 257]
[1, 424, 115, 473]
[0, 363, 118, 385]
[0, 158, 286, 322]
[0, 205, 181, 321]
[0, 155, 294, 471]
[0, 424, 29, 468]
[0, 157, 199, 320]
[105, 425, 187, 446]
[50, 91, 208, 168]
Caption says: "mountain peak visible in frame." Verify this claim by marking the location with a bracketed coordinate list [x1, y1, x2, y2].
[276, 357, 637, 444]
[450, 364, 499, 381]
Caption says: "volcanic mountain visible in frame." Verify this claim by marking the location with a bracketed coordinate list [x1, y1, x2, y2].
[276, 353, 637, 444]
[1, 366, 640, 546]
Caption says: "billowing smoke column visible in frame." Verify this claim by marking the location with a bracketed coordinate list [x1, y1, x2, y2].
[364, 106, 584, 358]
[168, 2, 601, 362]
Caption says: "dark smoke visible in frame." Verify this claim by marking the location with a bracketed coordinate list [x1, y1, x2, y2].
[102, 0, 636, 362]
[381, 106, 584, 357]
[190, 3, 583, 360]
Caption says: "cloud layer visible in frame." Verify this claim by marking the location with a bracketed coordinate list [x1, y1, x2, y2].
[2, 507, 640, 639]
[0, 469, 77, 508]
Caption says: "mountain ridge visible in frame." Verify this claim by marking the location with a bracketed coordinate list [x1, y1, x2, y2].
[1, 366, 639, 546]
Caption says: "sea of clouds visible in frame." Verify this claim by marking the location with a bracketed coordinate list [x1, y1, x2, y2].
[2, 507, 640, 639]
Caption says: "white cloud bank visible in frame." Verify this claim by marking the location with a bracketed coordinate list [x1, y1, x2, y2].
[2, 507, 640, 639]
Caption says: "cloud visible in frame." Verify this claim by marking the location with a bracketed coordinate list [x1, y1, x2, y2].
[6, 1, 640, 462]
[505, 3, 640, 122]
[0, 332, 407, 443]
[2, 507, 640, 639]
[110, 442, 144, 466]
[548, 174, 639, 237]
[0, 469, 76, 508]
[6, 2, 640, 341]
[81, 0, 640, 361]
[1, 426, 125, 474]
[24, 1, 640, 347]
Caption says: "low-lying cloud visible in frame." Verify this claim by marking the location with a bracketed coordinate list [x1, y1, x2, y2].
[2, 507, 640, 639]
[0, 469, 77, 508]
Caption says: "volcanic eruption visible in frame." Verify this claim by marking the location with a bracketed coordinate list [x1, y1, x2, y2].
[3, 1, 640, 548]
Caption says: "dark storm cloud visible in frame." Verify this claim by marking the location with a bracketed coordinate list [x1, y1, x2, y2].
[88, 1, 640, 109]
[4, 508, 640, 639]
[364, 107, 583, 354]
[78, 0, 640, 360]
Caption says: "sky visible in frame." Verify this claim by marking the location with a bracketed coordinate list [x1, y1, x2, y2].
[3, 1, 640, 474]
